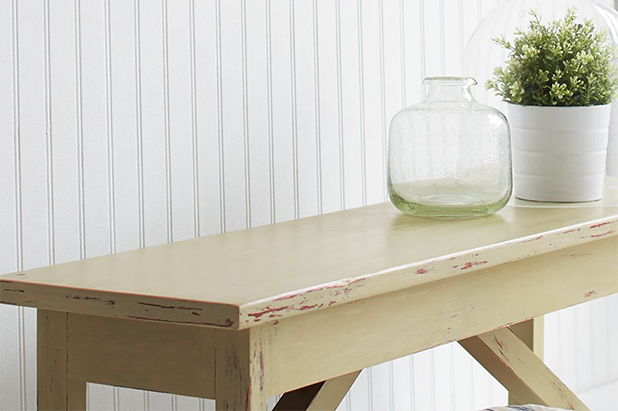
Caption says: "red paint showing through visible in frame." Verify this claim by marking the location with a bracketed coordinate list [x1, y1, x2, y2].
[416, 268, 428, 274]
[248, 305, 291, 318]
[520, 235, 543, 243]
[590, 221, 612, 229]
[589, 230, 616, 238]
[460, 261, 488, 270]
[259, 350, 265, 391]
[584, 290, 598, 298]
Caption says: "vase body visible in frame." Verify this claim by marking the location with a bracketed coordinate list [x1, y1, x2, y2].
[388, 77, 512, 218]
[508, 104, 611, 202]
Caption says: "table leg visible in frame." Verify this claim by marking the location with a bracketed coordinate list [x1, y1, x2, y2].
[272, 371, 361, 411]
[508, 317, 544, 405]
[38, 310, 86, 411]
[215, 328, 269, 411]
[459, 326, 588, 410]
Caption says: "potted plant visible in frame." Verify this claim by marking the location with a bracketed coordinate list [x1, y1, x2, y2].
[488, 8, 618, 202]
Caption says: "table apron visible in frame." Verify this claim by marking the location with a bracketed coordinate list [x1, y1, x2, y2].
[62, 237, 616, 399]
[266, 236, 617, 395]
[67, 313, 216, 399]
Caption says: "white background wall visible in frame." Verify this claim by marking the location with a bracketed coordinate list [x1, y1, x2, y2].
[0, 0, 617, 410]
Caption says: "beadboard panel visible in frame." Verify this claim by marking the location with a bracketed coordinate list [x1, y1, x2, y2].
[0, 0, 617, 410]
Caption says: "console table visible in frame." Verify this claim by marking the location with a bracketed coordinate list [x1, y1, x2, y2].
[1, 197, 617, 411]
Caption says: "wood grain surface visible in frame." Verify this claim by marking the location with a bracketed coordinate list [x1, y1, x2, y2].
[2, 202, 617, 329]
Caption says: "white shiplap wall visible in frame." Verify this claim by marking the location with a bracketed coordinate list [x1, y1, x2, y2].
[1, 0, 617, 410]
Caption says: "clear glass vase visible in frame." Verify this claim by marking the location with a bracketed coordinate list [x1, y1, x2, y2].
[388, 77, 512, 218]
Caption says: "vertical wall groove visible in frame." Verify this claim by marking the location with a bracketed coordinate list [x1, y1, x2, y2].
[215, 0, 226, 231]
[312, 0, 323, 215]
[134, 0, 145, 249]
[240, 0, 251, 227]
[366, 368, 373, 411]
[104, 0, 115, 256]
[75, 0, 86, 261]
[438, 0, 445, 76]
[265, 0, 275, 223]
[335, 0, 345, 210]
[43, 0, 54, 268]
[458, 0, 464, 60]
[378, 0, 386, 201]
[399, 0, 406, 108]
[290, 0, 299, 219]
[409, 356, 416, 411]
[162, 0, 173, 243]
[357, 0, 366, 207]
[418, 0, 426, 96]
[11, 0, 25, 407]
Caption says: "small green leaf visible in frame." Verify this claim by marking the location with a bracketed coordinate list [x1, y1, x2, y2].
[487, 7, 618, 106]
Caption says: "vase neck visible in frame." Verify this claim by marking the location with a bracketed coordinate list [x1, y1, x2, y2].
[424, 77, 477, 103]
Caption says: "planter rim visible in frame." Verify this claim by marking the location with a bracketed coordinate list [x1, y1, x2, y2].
[506, 102, 611, 110]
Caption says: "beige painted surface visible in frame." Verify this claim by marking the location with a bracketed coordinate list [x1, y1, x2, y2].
[38, 310, 86, 411]
[265, 237, 618, 395]
[460, 327, 589, 410]
[509, 318, 545, 405]
[1, 203, 617, 330]
[67, 313, 216, 398]
[7, 199, 616, 411]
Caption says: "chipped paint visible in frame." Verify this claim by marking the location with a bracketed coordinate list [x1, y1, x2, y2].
[126, 315, 235, 327]
[66, 295, 115, 306]
[259, 348, 265, 391]
[520, 235, 543, 243]
[248, 306, 291, 319]
[460, 261, 488, 270]
[584, 290, 597, 298]
[137, 301, 203, 311]
[589, 230, 616, 238]
[590, 221, 612, 229]
[416, 268, 428, 274]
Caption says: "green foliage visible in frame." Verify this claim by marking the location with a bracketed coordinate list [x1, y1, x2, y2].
[487, 8, 618, 106]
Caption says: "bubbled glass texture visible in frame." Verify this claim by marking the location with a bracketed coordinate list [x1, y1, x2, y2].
[388, 78, 512, 218]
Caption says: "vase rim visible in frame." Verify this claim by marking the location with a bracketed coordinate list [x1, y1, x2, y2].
[423, 77, 477, 87]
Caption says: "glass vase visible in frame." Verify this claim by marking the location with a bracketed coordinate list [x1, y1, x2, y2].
[388, 77, 512, 218]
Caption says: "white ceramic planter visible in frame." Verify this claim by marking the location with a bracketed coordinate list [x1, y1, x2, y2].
[607, 101, 618, 177]
[507, 104, 611, 202]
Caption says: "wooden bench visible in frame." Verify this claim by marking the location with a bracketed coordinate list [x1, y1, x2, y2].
[1, 195, 617, 410]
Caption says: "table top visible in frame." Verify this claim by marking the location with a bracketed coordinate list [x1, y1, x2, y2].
[2, 189, 617, 330]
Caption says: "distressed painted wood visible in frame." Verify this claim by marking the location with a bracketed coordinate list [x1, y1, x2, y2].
[2, 201, 616, 410]
[459, 327, 590, 410]
[67, 313, 215, 398]
[273, 371, 361, 411]
[1, 203, 617, 330]
[265, 237, 617, 395]
[509, 318, 544, 405]
[215, 327, 269, 411]
[37, 310, 86, 411]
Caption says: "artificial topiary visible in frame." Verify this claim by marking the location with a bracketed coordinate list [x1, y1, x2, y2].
[487, 8, 618, 106]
